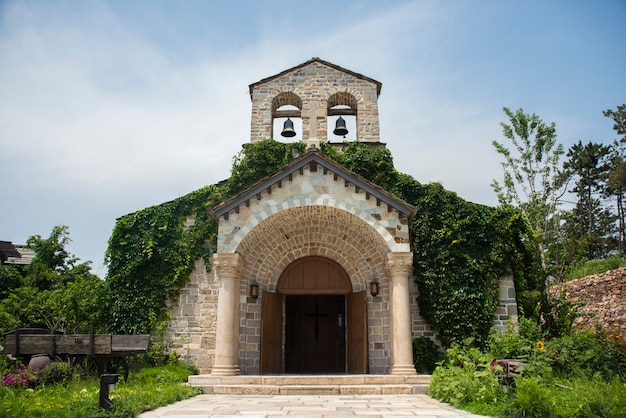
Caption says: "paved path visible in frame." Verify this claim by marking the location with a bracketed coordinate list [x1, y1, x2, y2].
[137, 394, 487, 417]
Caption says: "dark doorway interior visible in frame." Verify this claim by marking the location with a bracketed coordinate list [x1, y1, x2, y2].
[284, 294, 346, 374]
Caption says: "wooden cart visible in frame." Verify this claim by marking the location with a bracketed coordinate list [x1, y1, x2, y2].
[1, 328, 150, 380]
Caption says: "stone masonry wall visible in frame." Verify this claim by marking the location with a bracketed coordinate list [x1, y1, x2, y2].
[493, 274, 519, 332]
[250, 61, 380, 143]
[549, 267, 626, 337]
[164, 257, 218, 374]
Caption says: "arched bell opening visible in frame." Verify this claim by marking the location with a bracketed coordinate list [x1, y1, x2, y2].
[327, 92, 357, 141]
[272, 92, 302, 142]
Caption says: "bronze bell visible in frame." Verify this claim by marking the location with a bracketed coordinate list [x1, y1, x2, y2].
[333, 116, 349, 137]
[281, 118, 296, 137]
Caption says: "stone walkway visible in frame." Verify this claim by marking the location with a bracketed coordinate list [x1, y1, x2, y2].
[137, 394, 487, 417]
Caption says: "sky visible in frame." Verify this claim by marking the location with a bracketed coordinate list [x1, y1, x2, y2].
[1, 0, 625, 277]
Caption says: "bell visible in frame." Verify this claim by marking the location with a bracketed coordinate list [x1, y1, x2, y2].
[281, 118, 296, 137]
[333, 116, 349, 137]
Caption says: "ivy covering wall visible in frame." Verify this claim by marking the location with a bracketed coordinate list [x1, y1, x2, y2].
[104, 140, 539, 346]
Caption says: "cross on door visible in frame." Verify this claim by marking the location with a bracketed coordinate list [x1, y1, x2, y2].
[306, 303, 328, 339]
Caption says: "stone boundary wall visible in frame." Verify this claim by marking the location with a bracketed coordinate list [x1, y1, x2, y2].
[549, 267, 626, 337]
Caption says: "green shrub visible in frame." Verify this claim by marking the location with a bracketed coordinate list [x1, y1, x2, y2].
[430, 343, 505, 407]
[128, 341, 193, 373]
[38, 361, 73, 386]
[488, 319, 539, 360]
[0, 363, 37, 389]
[510, 376, 554, 417]
[547, 328, 626, 379]
[412, 337, 444, 373]
[566, 254, 626, 280]
[509, 376, 626, 418]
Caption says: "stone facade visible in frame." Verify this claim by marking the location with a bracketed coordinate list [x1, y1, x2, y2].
[164, 58, 519, 375]
[249, 58, 381, 144]
[493, 274, 519, 333]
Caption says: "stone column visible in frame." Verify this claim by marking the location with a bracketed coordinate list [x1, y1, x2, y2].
[211, 253, 243, 376]
[387, 252, 417, 375]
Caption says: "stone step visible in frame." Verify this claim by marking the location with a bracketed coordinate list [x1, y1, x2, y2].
[187, 374, 431, 396]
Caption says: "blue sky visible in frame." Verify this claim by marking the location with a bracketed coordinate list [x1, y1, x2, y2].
[1, 0, 624, 276]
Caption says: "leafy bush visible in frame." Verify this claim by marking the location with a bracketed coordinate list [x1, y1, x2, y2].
[412, 337, 444, 373]
[510, 376, 626, 418]
[566, 254, 626, 280]
[547, 329, 626, 379]
[430, 342, 505, 407]
[1, 364, 37, 389]
[431, 323, 626, 417]
[129, 341, 183, 370]
[38, 361, 73, 386]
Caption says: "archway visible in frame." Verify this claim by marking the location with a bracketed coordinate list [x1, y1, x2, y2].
[260, 256, 367, 374]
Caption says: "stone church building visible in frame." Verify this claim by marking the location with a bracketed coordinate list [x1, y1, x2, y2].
[165, 58, 518, 376]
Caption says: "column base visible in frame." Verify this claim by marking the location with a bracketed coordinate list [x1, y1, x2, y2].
[390, 364, 417, 375]
[210, 365, 240, 376]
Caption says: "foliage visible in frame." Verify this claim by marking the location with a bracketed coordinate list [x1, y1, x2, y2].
[537, 295, 584, 340]
[412, 337, 444, 374]
[566, 254, 626, 280]
[491, 107, 565, 272]
[560, 141, 616, 263]
[0, 265, 22, 300]
[227, 139, 306, 195]
[430, 342, 505, 407]
[128, 341, 187, 371]
[546, 329, 626, 380]
[104, 185, 221, 334]
[0, 364, 37, 389]
[324, 141, 399, 189]
[432, 326, 626, 418]
[109, 363, 200, 417]
[510, 376, 626, 418]
[38, 361, 74, 386]
[104, 140, 308, 334]
[603, 104, 626, 143]
[0, 362, 199, 418]
[0, 227, 105, 334]
[397, 177, 538, 346]
[488, 317, 541, 360]
[103, 139, 536, 347]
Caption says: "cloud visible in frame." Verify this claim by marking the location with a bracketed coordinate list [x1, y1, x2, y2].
[0, 0, 624, 274]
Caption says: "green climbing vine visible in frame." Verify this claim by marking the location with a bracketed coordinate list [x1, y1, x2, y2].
[394, 176, 536, 346]
[104, 139, 539, 346]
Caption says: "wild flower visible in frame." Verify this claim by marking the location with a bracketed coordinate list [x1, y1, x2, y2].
[536, 341, 545, 351]
[1, 364, 37, 389]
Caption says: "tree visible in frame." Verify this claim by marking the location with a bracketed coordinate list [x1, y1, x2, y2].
[0, 226, 104, 334]
[561, 141, 614, 260]
[604, 105, 626, 253]
[491, 107, 565, 273]
[603, 104, 626, 143]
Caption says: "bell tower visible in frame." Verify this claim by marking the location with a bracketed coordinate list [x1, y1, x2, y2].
[248, 58, 382, 148]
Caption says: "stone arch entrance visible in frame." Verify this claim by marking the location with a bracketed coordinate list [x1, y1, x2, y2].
[261, 256, 367, 374]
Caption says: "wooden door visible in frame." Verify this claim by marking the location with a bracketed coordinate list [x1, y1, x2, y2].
[284, 295, 346, 373]
[260, 291, 282, 374]
[347, 290, 367, 373]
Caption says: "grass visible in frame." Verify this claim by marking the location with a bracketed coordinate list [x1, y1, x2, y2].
[0, 363, 200, 418]
[461, 376, 626, 418]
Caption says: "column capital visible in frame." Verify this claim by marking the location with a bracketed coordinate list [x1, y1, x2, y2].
[213, 253, 244, 279]
[386, 252, 413, 277]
